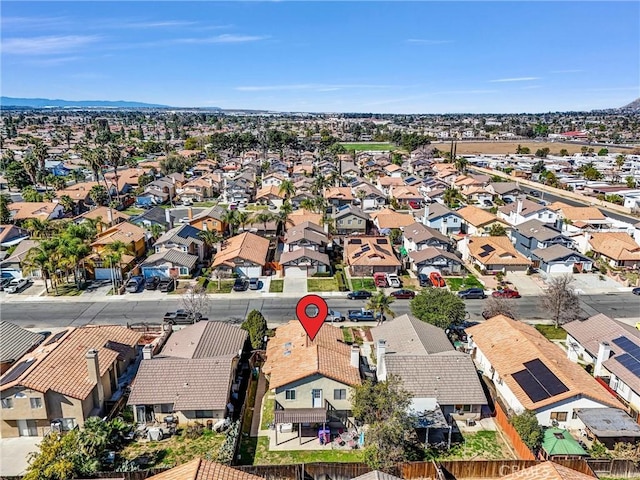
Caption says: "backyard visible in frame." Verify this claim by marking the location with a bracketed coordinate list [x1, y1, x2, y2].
[433, 431, 516, 461]
[251, 437, 365, 465]
[308, 278, 339, 292]
[445, 275, 484, 292]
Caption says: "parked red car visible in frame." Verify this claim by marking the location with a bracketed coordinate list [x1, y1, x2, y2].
[492, 288, 521, 299]
[429, 272, 446, 288]
[408, 200, 421, 210]
[390, 289, 416, 299]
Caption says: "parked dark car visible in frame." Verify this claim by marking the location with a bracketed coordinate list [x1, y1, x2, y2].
[144, 276, 161, 290]
[347, 290, 373, 300]
[492, 288, 521, 299]
[390, 289, 416, 299]
[158, 278, 176, 293]
[233, 278, 249, 291]
[417, 273, 432, 287]
[125, 276, 144, 293]
[163, 309, 203, 325]
[457, 288, 487, 299]
[633, 287, 640, 296]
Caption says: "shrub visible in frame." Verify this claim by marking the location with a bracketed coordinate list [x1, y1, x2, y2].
[313, 272, 332, 277]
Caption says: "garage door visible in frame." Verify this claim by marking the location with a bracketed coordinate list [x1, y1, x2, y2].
[95, 268, 121, 281]
[237, 266, 262, 278]
[549, 262, 572, 274]
[419, 266, 439, 275]
[285, 265, 308, 278]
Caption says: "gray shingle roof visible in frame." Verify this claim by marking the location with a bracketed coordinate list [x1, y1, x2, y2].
[127, 356, 234, 410]
[403, 222, 451, 244]
[0, 322, 44, 363]
[142, 249, 198, 269]
[155, 225, 203, 248]
[489, 182, 521, 195]
[280, 248, 330, 266]
[408, 247, 462, 264]
[531, 244, 590, 263]
[385, 352, 488, 405]
[516, 219, 565, 242]
[160, 321, 248, 359]
[372, 314, 453, 356]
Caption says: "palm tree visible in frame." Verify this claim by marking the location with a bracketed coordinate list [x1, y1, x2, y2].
[198, 229, 222, 255]
[366, 290, 396, 326]
[23, 245, 52, 293]
[235, 210, 250, 232]
[23, 218, 51, 238]
[69, 169, 86, 184]
[43, 191, 56, 202]
[311, 175, 327, 195]
[32, 139, 48, 171]
[278, 179, 296, 200]
[102, 241, 129, 293]
[221, 210, 238, 237]
[58, 195, 75, 214]
[276, 201, 294, 235]
[443, 187, 460, 208]
[107, 143, 123, 203]
[253, 211, 274, 235]
[148, 223, 164, 240]
[454, 156, 468, 173]
[58, 237, 92, 289]
[23, 152, 39, 186]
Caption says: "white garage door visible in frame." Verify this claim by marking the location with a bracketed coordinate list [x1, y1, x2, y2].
[285, 266, 308, 278]
[549, 262, 572, 274]
[419, 266, 439, 275]
[238, 266, 262, 278]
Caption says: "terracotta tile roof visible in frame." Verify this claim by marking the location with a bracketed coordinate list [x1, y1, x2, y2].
[344, 236, 401, 267]
[56, 181, 101, 200]
[377, 177, 405, 187]
[255, 185, 285, 200]
[263, 321, 361, 390]
[556, 206, 607, 222]
[104, 167, 151, 188]
[457, 205, 501, 227]
[390, 185, 422, 200]
[324, 187, 354, 200]
[466, 315, 623, 411]
[76, 207, 130, 224]
[468, 236, 532, 266]
[500, 462, 596, 480]
[10, 202, 62, 221]
[289, 209, 323, 227]
[369, 208, 415, 229]
[212, 232, 270, 268]
[18, 325, 140, 400]
[588, 232, 640, 261]
[148, 458, 263, 480]
[91, 222, 146, 246]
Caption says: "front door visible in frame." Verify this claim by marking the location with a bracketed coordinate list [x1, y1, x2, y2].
[17, 419, 37, 437]
[312, 389, 323, 408]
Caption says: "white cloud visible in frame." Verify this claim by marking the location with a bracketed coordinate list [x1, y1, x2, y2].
[235, 83, 396, 92]
[24, 56, 82, 67]
[490, 77, 540, 83]
[406, 39, 452, 45]
[173, 34, 269, 44]
[1, 35, 100, 55]
[121, 20, 197, 28]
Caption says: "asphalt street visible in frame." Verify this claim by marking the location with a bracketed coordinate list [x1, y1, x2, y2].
[2, 294, 639, 329]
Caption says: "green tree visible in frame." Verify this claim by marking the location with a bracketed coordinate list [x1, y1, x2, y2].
[535, 147, 550, 158]
[89, 184, 109, 206]
[242, 309, 267, 349]
[443, 187, 460, 208]
[583, 166, 603, 181]
[0, 193, 12, 223]
[278, 179, 296, 199]
[235, 210, 251, 232]
[23, 430, 81, 480]
[488, 223, 507, 236]
[253, 211, 274, 234]
[58, 195, 75, 214]
[410, 288, 466, 329]
[221, 209, 238, 236]
[366, 290, 396, 326]
[198, 229, 221, 253]
[510, 410, 543, 451]
[22, 186, 43, 202]
[597, 148, 609, 156]
[5, 160, 33, 189]
[388, 228, 403, 244]
[559, 149, 569, 156]
[531, 160, 546, 174]
[626, 176, 636, 188]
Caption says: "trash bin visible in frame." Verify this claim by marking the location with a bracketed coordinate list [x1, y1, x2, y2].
[207, 420, 213, 430]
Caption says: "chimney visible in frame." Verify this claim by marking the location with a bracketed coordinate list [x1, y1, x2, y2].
[165, 208, 173, 229]
[423, 203, 430, 225]
[107, 207, 113, 224]
[86, 349, 104, 407]
[376, 340, 387, 381]
[188, 207, 193, 220]
[516, 197, 524, 216]
[350, 345, 360, 368]
[142, 344, 153, 360]
[594, 342, 611, 377]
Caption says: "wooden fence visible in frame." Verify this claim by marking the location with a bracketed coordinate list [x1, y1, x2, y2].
[586, 458, 640, 478]
[236, 462, 371, 480]
[492, 403, 536, 461]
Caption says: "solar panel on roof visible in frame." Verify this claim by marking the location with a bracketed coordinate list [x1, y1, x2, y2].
[0, 359, 35, 386]
[45, 331, 66, 346]
[361, 245, 371, 252]
[524, 359, 569, 396]
[350, 239, 362, 245]
[513, 370, 550, 403]
[613, 336, 640, 360]
[612, 337, 640, 379]
[376, 239, 387, 244]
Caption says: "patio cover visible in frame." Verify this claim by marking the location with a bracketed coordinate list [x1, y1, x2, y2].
[274, 408, 327, 424]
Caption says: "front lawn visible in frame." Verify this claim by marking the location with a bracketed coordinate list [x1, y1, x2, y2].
[350, 277, 376, 291]
[446, 275, 484, 292]
[307, 278, 339, 292]
[535, 324, 567, 340]
[269, 280, 283, 293]
[122, 207, 144, 215]
[206, 279, 235, 293]
[252, 437, 364, 465]
[48, 284, 83, 297]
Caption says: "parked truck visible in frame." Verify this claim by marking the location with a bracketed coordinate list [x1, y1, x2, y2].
[386, 273, 401, 288]
[347, 308, 379, 322]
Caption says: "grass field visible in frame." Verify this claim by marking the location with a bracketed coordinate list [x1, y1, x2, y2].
[446, 275, 484, 292]
[205, 279, 235, 293]
[350, 277, 377, 291]
[435, 431, 515, 460]
[269, 279, 283, 293]
[340, 142, 396, 151]
[535, 324, 567, 340]
[431, 141, 626, 155]
[307, 278, 339, 292]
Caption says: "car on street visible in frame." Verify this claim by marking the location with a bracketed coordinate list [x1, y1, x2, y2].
[348, 309, 380, 322]
[158, 278, 176, 293]
[249, 278, 260, 290]
[390, 289, 416, 299]
[457, 288, 487, 299]
[163, 309, 203, 325]
[5, 278, 31, 294]
[492, 288, 521, 299]
[347, 290, 372, 300]
[233, 278, 249, 291]
[633, 287, 640, 295]
[144, 276, 161, 290]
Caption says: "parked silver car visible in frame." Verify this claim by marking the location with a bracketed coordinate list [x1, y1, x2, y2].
[5, 278, 31, 294]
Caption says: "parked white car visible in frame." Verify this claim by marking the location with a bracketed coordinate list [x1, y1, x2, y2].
[5, 278, 31, 294]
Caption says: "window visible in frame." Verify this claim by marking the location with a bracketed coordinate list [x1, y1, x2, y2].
[1, 398, 14, 409]
[462, 405, 472, 412]
[30, 398, 43, 409]
[572, 412, 578, 420]
[285, 389, 296, 400]
[348, 219, 352, 225]
[334, 389, 347, 400]
[195, 410, 214, 419]
[550, 411, 568, 422]
[159, 404, 173, 413]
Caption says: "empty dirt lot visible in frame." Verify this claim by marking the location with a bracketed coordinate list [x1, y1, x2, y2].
[431, 141, 627, 155]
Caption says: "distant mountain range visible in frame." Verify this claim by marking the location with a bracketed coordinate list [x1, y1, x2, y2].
[0, 96, 172, 109]
[619, 98, 640, 113]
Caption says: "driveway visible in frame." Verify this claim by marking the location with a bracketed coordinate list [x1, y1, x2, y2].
[0, 436, 42, 477]
[543, 272, 625, 294]
[283, 276, 308, 295]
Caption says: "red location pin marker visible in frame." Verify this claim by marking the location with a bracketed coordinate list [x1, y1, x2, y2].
[296, 294, 328, 341]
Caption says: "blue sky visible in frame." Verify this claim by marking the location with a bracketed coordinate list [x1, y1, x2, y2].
[2, 1, 639, 113]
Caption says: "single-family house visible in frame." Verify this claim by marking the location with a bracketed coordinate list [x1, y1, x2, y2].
[422, 203, 462, 235]
[262, 321, 361, 442]
[280, 248, 331, 278]
[372, 314, 487, 420]
[487, 182, 521, 202]
[0, 240, 39, 279]
[511, 219, 575, 259]
[255, 185, 286, 204]
[498, 198, 558, 226]
[390, 185, 423, 206]
[531, 245, 593, 274]
[463, 236, 532, 273]
[344, 236, 401, 276]
[152, 224, 205, 262]
[352, 183, 386, 210]
[377, 176, 405, 195]
[188, 206, 228, 236]
[587, 232, 640, 268]
[0, 325, 140, 438]
[178, 175, 218, 202]
[564, 313, 640, 420]
[0, 225, 29, 248]
[549, 202, 611, 233]
[457, 205, 509, 236]
[130, 206, 174, 232]
[128, 321, 248, 425]
[74, 207, 130, 231]
[333, 206, 370, 235]
[466, 315, 623, 428]
[283, 222, 328, 253]
[402, 222, 453, 253]
[0, 322, 44, 375]
[408, 247, 463, 275]
[324, 187, 354, 208]
[91, 222, 147, 258]
[460, 185, 494, 205]
[289, 208, 324, 228]
[261, 173, 287, 189]
[9, 202, 64, 223]
[212, 232, 270, 278]
[369, 208, 415, 233]
[146, 458, 264, 480]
